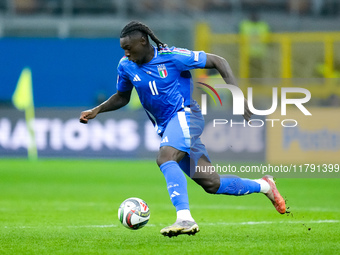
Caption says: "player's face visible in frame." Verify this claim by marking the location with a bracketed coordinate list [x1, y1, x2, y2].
[120, 34, 147, 65]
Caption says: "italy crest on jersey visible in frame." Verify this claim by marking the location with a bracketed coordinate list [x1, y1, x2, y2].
[157, 64, 168, 78]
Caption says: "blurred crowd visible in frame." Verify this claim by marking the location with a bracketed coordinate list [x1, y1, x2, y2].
[1, 0, 339, 16]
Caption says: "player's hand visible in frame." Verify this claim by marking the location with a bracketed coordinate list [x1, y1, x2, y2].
[79, 109, 98, 124]
[243, 98, 252, 122]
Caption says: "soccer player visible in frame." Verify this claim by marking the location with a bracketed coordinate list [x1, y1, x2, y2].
[79, 21, 286, 237]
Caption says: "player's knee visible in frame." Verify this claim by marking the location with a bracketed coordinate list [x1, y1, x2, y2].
[156, 148, 172, 167]
[156, 146, 185, 167]
[156, 152, 174, 167]
[156, 155, 167, 167]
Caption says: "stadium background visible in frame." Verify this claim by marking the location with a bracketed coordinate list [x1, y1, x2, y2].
[1, 0, 340, 163]
[1, 1, 340, 254]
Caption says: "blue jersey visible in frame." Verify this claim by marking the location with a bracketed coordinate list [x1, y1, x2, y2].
[117, 46, 207, 135]
[179, 70, 193, 107]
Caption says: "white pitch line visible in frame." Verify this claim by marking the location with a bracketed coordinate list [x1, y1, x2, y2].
[201, 220, 339, 226]
[3, 220, 338, 229]
[189, 205, 340, 212]
[69, 224, 118, 228]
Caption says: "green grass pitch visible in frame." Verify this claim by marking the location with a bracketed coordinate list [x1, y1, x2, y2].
[1, 159, 339, 254]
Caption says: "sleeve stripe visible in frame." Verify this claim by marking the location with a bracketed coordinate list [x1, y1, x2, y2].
[172, 48, 191, 56]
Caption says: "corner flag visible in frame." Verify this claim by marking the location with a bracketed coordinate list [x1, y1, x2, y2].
[12, 68, 38, 160]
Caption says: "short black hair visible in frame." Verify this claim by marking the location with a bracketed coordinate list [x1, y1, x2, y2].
[120, 21, 167, 50]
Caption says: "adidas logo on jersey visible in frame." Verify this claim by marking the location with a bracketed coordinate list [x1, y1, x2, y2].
[160, 136, 169, 143]
[133, 74, 141, 81]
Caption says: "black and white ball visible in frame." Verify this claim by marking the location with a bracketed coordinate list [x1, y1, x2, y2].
[118, 197, 150, 230]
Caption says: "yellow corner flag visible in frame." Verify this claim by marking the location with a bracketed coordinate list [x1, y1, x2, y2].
[12, 68, 38, 161]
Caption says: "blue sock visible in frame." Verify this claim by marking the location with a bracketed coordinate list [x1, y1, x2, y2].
[216, 176, 261, 196]
[160, 161, 189, 211]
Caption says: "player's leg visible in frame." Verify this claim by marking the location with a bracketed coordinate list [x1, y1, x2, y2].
[157, 111, 199, 237]
[193, 156, 262, 195]
[188, 102, 286, 213]
[156, 145, 193, 221]
[188, 108, 264, 196]
[157, 146, 199, 237]
[190, 155, 263, 195]
[192, 156, 286, 214]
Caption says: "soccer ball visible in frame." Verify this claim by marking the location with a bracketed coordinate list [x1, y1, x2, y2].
[118, 197, 150, 230]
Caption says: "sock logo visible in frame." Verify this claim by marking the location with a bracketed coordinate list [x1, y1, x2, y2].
[170, 191, 180, 198]
[167, 184, 179, 189]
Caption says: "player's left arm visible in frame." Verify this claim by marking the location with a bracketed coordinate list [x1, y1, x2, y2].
[204, 53, 237, 86]
[204, 53, 252, 121]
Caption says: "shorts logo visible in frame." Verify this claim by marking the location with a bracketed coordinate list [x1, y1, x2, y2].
[157, 64, 168, 78]
[161, 136, 169, 143]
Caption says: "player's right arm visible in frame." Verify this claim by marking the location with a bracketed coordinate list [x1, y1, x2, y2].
[80, 57, 134, 124]
[79, 90, 132, 124]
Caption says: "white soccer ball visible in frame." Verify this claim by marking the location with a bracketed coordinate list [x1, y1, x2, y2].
[118, 197, 150, 230]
